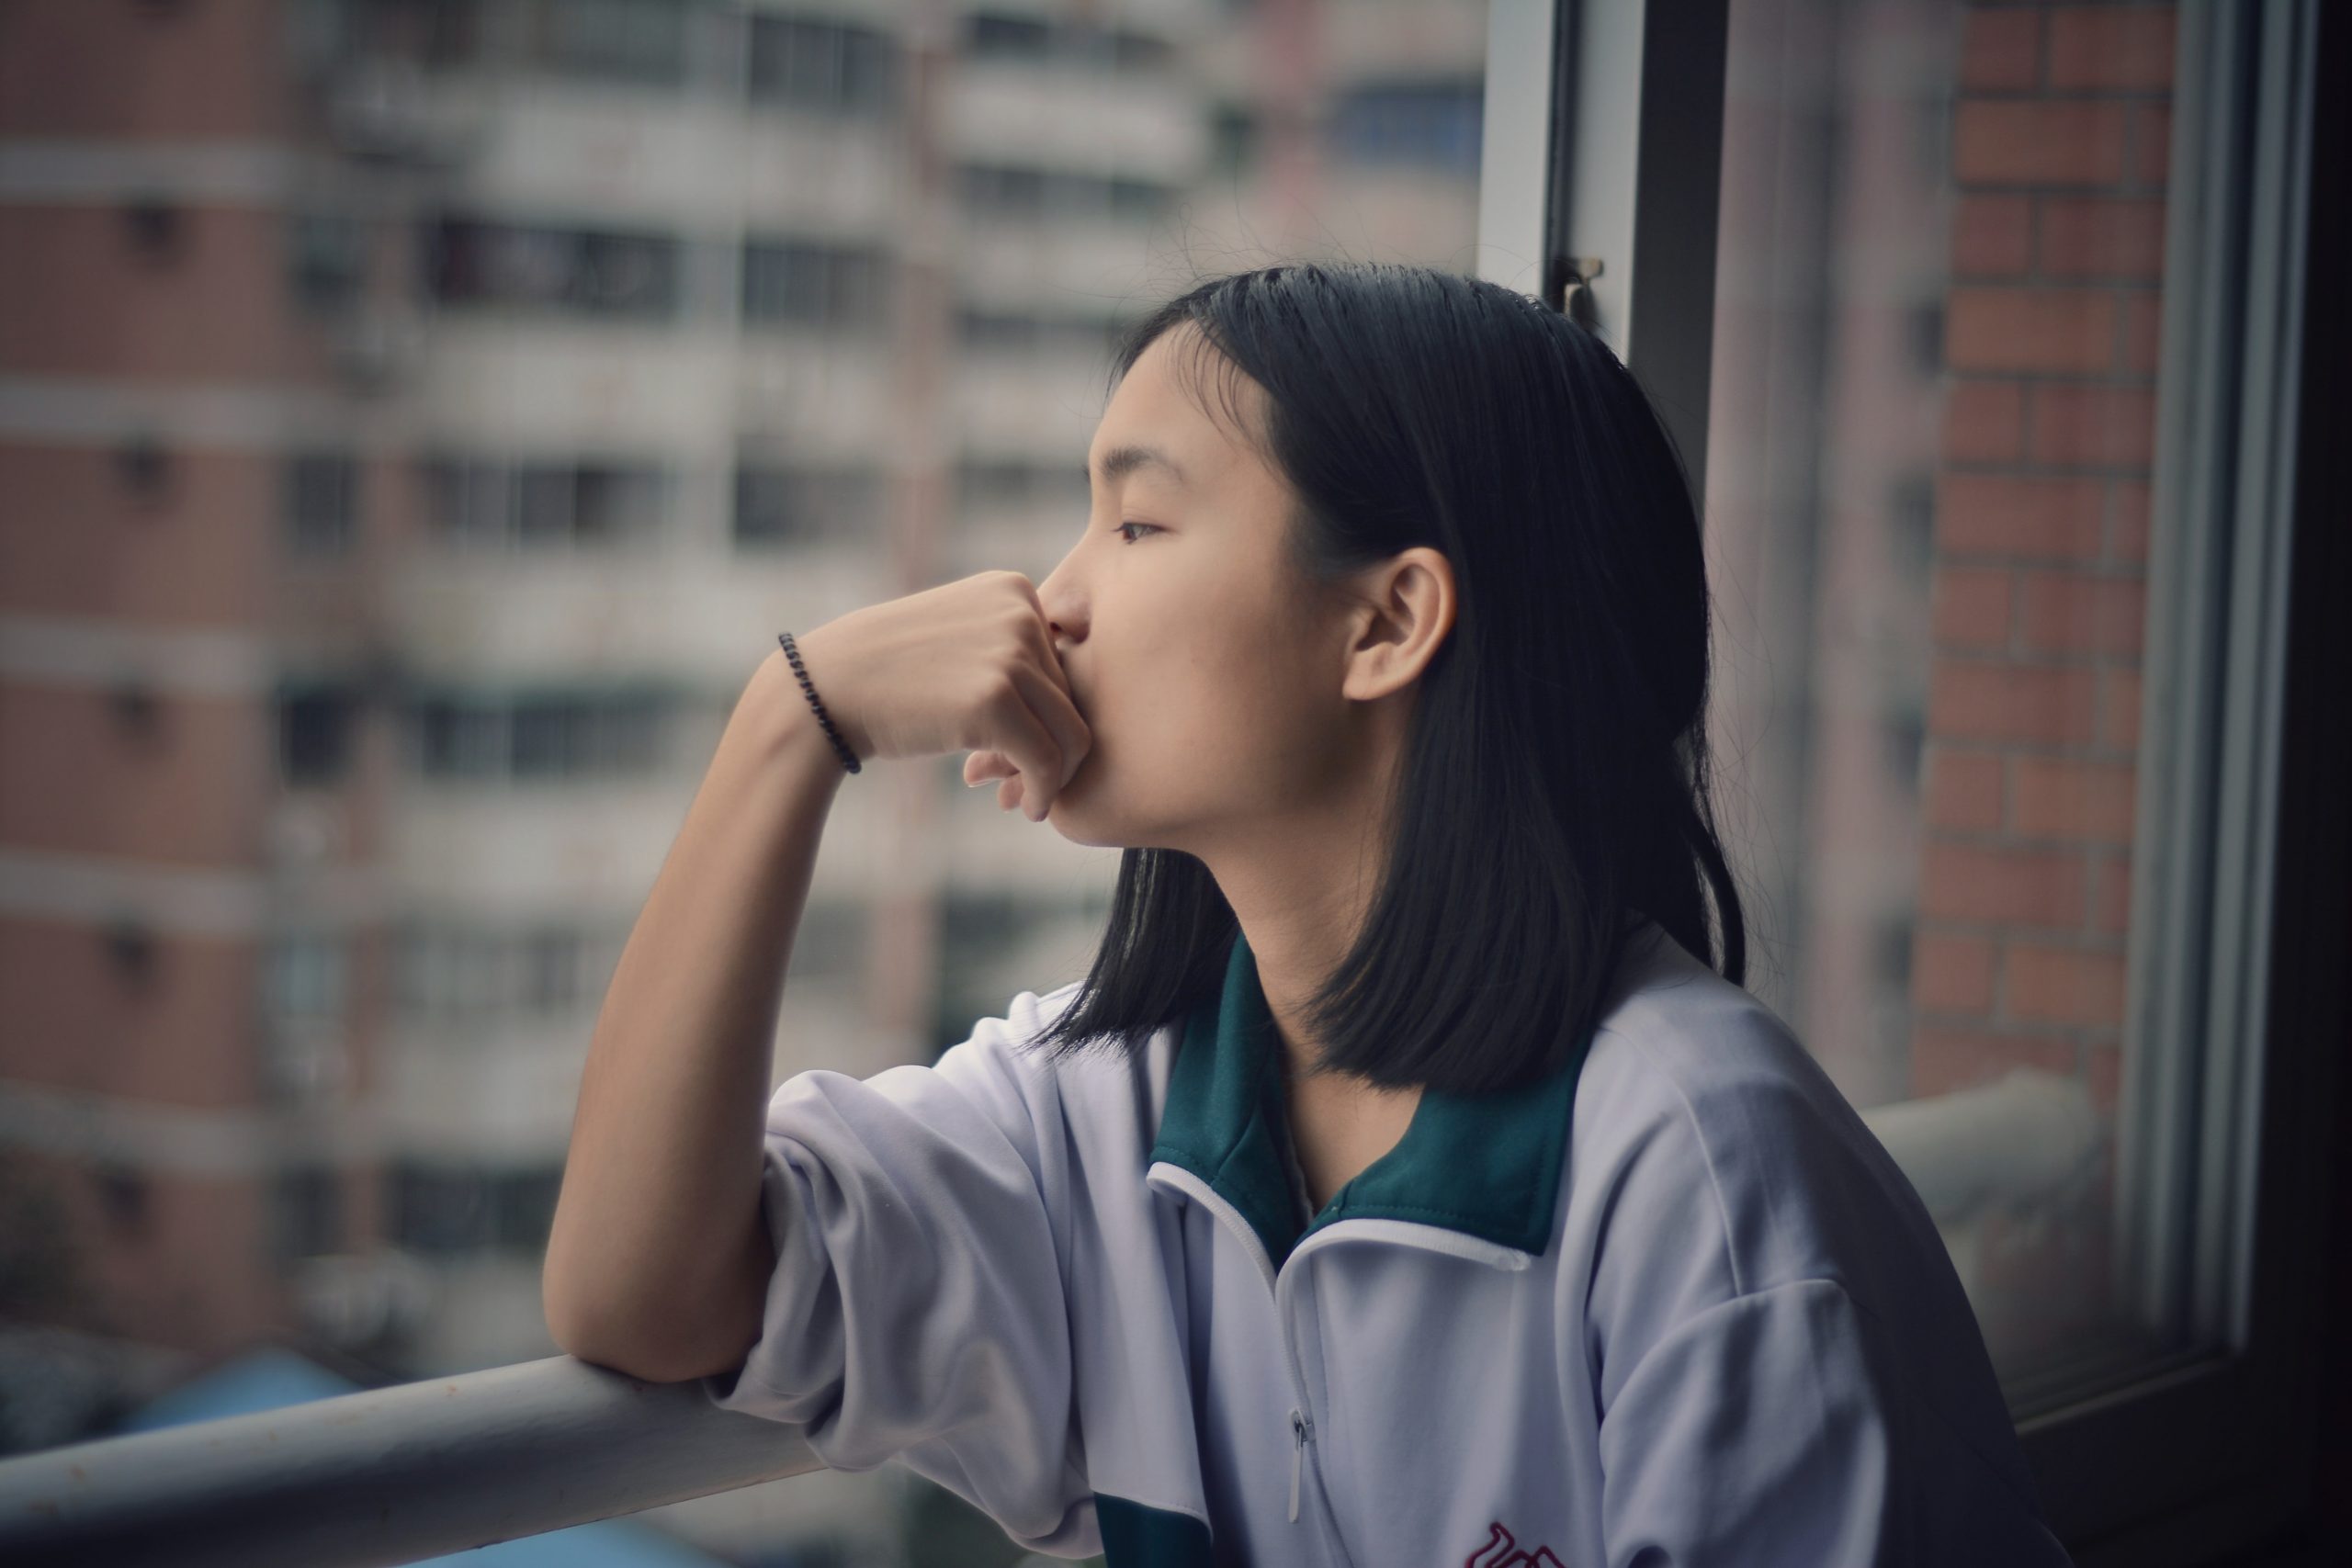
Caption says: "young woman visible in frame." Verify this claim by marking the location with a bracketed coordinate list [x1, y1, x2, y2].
[544, 262, 2076, 1567]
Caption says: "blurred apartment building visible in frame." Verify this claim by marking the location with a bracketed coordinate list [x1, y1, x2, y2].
[0, 0, 1488, 1456]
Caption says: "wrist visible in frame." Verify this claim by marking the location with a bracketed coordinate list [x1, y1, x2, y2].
[744, 641, 861, 778]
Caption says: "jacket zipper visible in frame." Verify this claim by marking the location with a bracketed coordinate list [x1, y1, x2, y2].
[1149, 1167, 1340, 1563]
[1288, 1406, 1313, 1521]
[1148, 1168, 1539, 1564]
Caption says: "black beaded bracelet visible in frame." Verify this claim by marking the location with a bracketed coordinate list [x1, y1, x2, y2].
[777, 630, 861, 774]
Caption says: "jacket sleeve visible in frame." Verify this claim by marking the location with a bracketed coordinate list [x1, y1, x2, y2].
[699, 989, 1095, 1557]
[1595, 1276, 1896, 1566]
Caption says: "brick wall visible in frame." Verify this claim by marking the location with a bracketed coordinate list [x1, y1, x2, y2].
[1915, 0, 2174, 1365]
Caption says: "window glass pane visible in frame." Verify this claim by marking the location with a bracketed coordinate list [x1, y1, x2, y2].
[512, 465, 577, 544]
[389, 1161, 490, 1255]
[1326, 78, 1485, 175]
[4, 6, 1494, 1561]
[266, 932, 346, 1020]
[490, 1166, 563, 1252]
[413, 696, 503, 779]
[525, 0, 692, 87]
[284, 451, 360, 558]
[749, 15, 898, 115]
[423, 216, 680, 319]
[285, 209, 369, 310]
[278, 685, 356, 786]
[1704, 0, 2173, 1395]
[509, 695, 577, 779]
[741, 238, 889, 328]
[733, 463, 882, 547]
[271, 1165, 344, 1262]
[570, 462, 663, 542]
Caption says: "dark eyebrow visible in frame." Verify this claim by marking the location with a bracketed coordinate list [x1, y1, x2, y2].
[1088, 444, 1187, 489]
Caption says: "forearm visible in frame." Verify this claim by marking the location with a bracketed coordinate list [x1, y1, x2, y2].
[542, 640, 851, 1373]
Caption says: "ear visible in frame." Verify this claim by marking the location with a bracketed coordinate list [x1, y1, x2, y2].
[1340, 547, 1457, 703]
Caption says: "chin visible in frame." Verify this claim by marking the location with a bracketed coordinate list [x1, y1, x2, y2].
[1043, 797, 1125, 852]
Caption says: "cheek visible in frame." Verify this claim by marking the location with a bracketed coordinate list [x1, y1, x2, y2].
[1086, 579, 1329, 789]
[1131, 645, 1329, 792]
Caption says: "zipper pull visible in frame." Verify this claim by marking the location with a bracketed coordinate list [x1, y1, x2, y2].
[1288, 1407, 1307, 1522]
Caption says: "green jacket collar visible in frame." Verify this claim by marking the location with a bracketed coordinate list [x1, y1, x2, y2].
[1144, 926, 1590, 1269]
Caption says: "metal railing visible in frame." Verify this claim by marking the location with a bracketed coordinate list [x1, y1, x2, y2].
[0, 1351, 824, 1567]
[0, 1067, 2098, 1566]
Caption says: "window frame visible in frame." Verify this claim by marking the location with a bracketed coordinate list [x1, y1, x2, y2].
[1476, 2, 2342, 1563]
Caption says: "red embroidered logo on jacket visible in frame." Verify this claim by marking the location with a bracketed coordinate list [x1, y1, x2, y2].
[1463, 1521, 1566, 1567]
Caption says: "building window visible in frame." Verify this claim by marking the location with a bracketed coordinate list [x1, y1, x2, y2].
[509, 692, 663, 779]
[960, 11, 1173, 72]
[954, 457, 1090, 512]
[1107, 29, 1174, 71]
[423, 216, 682, 321]
[272, 1164, 344, 1262]
[508, 697, 582, 779]
[733, 465, 884, 547]
[747, 14, 898, 115]
[419, 455, 512, 545]
[121, 197, 185, 263]
[490, 1166, 562, 1252]
[520, 0, 695, 86]
[395, 923, 509, 1021]
[395, 918, 626, 1021]
[520, 927, 581, 1010]
[278, 684, 356, 786]
[955, 306, 1122, 359]
[413, 695, 504, 779]
[513, 461, 665, 545]
[388, 1160, 488, 1255]
[421, 455, 664, 547]
[387, 1160, 561, 1257]
[285, 209, 369, 310]
[95, 1163, 150, 1234]
[102, 916, 159, 984]
[1325, 79, 1484, 175]
[565, 463, 663, 543]
[290, 0, 479, 69]
[954, 163, 1172, 223]
[266, 931, 346, 1021]
[1210, 102, 1259, 181]
[284, 452, 359, 558]
[115, 434, 175, 502]
[741, 237, 890, 328]
[410, 690, 667, 781]
[963, 12, 1051, 59]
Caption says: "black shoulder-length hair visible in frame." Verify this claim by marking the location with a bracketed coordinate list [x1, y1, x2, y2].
[1022, 260, 1747, 1097]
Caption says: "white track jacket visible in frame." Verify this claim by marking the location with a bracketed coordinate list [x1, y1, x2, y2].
[701, 917, 2077, 1567]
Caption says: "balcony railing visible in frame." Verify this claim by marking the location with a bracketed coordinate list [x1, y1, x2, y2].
[0, 1068, 2097, 1566]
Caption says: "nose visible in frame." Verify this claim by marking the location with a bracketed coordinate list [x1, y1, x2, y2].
[1038, 562, 1083, 649]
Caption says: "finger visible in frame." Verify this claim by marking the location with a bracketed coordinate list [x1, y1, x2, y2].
[990, 663, 1086, 821]
[1025, 630, 1091, 793]
[1001, 657, 1091, 802]
[977, 677, 1058, 821]
[997, 773, 1024, 813]
[964, 749, 1014, 786]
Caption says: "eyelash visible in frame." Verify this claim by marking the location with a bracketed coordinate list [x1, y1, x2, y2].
[1114, 521, 1160, 544]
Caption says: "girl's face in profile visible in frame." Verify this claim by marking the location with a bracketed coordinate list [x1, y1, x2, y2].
[1033, 325, 1378, 857]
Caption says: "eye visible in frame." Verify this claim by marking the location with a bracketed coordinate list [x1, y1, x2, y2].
[1114, 521, 1160, 544]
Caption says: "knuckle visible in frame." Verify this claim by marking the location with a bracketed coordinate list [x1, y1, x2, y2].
[977, 669, 1022, 713]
